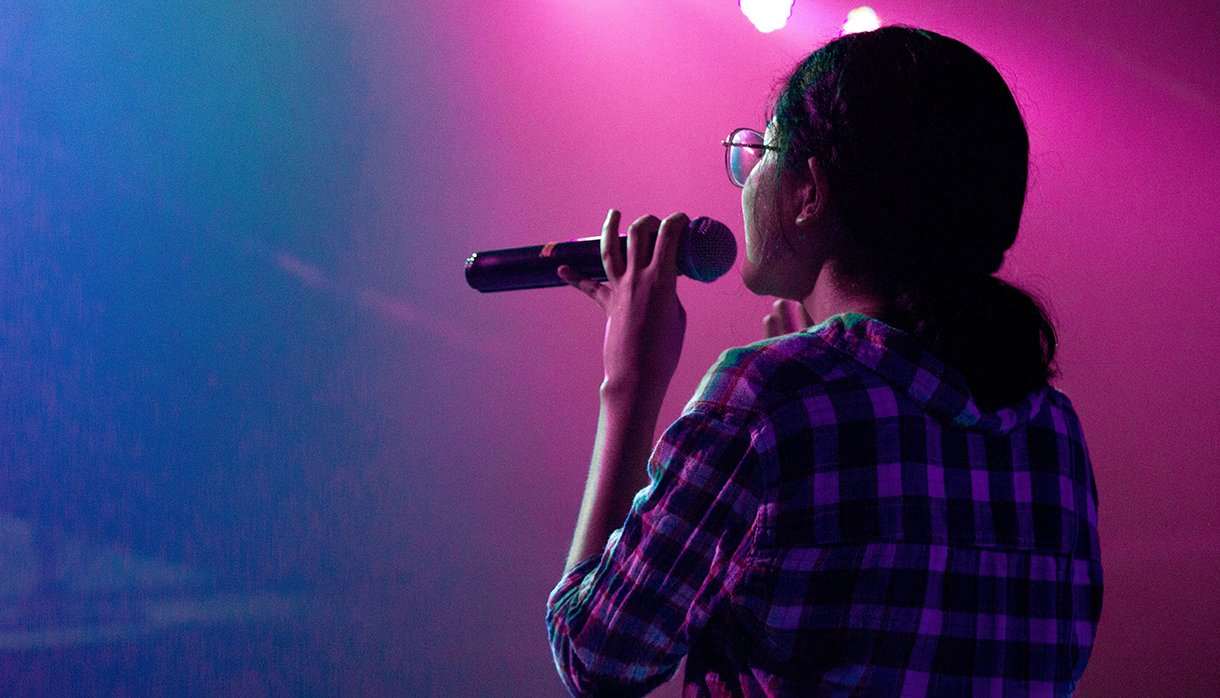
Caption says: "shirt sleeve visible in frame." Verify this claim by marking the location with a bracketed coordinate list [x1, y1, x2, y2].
[545, 408, 766, 697]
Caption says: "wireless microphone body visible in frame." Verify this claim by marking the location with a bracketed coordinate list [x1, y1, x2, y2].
[464, 216, 737, 293]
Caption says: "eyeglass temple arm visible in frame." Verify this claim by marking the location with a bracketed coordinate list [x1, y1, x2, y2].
[722, 140, 777, 150]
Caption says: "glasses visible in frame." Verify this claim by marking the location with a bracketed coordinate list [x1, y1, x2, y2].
[722, 127, 779, 187]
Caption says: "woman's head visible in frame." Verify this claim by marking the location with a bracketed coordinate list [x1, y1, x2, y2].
[744, 26, 1058, 409]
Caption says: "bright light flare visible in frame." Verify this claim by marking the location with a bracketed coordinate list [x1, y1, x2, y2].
[842, 6, 882, 34]
[740, 0, 795, 33]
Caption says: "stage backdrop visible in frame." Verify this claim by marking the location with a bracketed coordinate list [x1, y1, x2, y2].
[1, 0, 1216, 694]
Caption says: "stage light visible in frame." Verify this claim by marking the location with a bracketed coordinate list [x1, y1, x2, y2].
[841, 6, 881, 34]
[740, 0, 795, 33]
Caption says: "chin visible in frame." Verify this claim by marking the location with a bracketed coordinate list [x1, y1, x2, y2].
[740, 260, 776, 297]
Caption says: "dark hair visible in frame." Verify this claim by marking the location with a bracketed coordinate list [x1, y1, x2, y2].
[768, 25, 1058, 410]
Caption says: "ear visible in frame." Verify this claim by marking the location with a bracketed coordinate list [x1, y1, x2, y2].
[794, 155, 830, 228]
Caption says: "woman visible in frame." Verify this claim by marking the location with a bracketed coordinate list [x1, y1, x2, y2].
[548, 26, 1102, 697]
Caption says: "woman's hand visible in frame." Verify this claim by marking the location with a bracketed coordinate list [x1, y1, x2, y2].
[763, 298, 814, 338]
[556, 209, 688, 412]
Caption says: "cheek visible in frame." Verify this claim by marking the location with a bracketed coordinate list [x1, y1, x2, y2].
[741, 182, 756, 259]
[741, 176, 754, 219]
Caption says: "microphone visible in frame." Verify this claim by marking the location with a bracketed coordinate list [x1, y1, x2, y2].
[464, 216, 737, 293]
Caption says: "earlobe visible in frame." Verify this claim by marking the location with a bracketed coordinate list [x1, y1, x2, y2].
[796, 201, 818, 226]
[797, 155, 828, 226]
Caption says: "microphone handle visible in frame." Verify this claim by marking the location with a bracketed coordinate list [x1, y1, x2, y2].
[465, 236, 631, 293]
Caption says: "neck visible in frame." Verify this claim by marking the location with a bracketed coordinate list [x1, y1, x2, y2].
[800, 259, 885, 325]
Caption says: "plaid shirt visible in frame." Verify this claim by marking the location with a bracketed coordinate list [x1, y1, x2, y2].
[546, 312, 1103, 696]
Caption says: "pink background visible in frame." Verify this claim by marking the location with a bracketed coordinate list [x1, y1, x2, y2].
[1, 0, 1217, 694]
[378, 1, 1218, 693]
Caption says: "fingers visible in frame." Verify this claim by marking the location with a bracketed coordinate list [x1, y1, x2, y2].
[777, 299, 814, 331]
[763, 299, 815, 338]
[601, 209, 686, 279]
[652, 212, 688, 279]
[626, 214, 660, 273]
[764, 311, 782, 338]
[795, 301, 814, 328]
[779, 299, 808, 330]
[600, 209, 625, 282]
[557, 265, 611, 309]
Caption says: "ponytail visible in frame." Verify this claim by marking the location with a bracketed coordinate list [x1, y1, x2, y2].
[887, 274, 1058, 411]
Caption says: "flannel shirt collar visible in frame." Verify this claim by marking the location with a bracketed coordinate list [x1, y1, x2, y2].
[810, 311, 1049, 435]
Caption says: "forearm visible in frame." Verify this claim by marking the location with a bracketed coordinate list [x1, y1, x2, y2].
[563, 384, 662, 572]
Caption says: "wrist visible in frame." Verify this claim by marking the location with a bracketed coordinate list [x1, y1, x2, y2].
[600, 387, 666, 436]
[599, 377, 665, 411]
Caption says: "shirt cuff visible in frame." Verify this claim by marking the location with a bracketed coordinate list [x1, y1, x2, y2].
[546, 552, 602, 621]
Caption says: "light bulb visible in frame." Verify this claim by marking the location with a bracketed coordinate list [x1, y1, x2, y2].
[842, 6, 882, 35]
[740, 0, 795, 33]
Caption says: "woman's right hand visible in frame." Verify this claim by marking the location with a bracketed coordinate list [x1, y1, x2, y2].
[763, 299, 814, 338]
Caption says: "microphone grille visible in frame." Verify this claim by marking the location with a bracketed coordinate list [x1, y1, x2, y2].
[678, 217, 737, 282]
